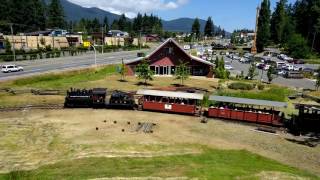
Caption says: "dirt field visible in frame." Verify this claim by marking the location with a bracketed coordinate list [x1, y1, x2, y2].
[0, 109, 319, 176]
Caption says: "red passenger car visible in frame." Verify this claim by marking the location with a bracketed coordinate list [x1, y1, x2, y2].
[137, 89, 204, 116]
[208, 96, 287, 126]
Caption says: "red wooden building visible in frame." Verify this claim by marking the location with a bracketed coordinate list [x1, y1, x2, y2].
[126, 38, 214, 77]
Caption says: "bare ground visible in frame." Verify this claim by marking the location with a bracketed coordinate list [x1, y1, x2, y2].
[0, 109, 319, 176]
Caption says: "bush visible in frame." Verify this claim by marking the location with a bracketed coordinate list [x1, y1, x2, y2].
[258, 84, 265, 90]
[228, 82, 254, 90]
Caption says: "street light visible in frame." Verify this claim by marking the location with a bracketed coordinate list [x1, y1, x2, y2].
[90, 44, 97, 67]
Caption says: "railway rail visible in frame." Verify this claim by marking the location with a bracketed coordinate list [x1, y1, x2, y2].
[0, 104, 64, 112]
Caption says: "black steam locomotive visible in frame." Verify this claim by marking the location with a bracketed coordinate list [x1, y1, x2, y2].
[64, 88, 135, 109]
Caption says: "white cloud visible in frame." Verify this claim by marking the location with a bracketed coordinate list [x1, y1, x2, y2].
[68, 0, 189, 18]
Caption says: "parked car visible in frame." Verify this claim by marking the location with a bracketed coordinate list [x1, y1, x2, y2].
[257, 63, 266, 70]
[1, 65, 24, 73]
[293, 59, 305, 64]
[284, 64, 294, 71]
[224, 64, 233, 70]
[263, 64, 271, 70]
[284, 71, 304, 79]
[293, 66, 303, 71]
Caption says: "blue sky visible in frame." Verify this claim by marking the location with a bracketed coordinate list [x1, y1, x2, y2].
[156, 0, 297, 32]
[70, 0, 297, 32]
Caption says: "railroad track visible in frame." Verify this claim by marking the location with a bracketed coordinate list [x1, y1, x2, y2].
[0, 104, 64, 112]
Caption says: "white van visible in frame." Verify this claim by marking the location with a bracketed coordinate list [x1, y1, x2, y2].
[1, 65, 24, 73]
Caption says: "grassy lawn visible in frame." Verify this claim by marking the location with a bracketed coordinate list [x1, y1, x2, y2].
[304, 58, 320, 64]
[1, 148, 318, 180]
[217, 87, 293, 102]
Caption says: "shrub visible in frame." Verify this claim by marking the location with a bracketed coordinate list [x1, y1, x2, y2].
[258, 84, 265, 90]
[228, 82, 254, 90]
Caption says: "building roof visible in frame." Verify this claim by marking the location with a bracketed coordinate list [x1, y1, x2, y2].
[137, 89, 204, 100]
[209, 96, 287, 108]
[126, 38, 214, 66]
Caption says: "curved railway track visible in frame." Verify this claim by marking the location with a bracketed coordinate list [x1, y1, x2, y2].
[0, 104, 64, 112]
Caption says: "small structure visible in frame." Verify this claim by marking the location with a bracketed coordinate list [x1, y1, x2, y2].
[208, 96, 287, 126]
[126, 38, 214, 77]
[145, 34, 160, 42]
[137, 89, 204, 115]
[107, 30, 129, 37]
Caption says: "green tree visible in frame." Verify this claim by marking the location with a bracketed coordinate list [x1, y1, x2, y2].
[286, 33, 310, 58]
[103, 16, 109, 32]
[316, 67, 320, 90]
[247, 63, 258, 80]
[111, 20, 119, 30]
[47, 0, 65, 28]
[91, 18, 100, 32]
[192, 18, 201, 39]
[32, 0, 47, 30]
[4, 38, 11, 53]
[135, 59, 154, 85]
[204, 17, 214, 37]
[214, 56, 229, 79]
[175, 61, 190, 85]
[118, 14, 127, 31]
[118, 59, 127, 81]
[256, 0, 271, 52]
[267, 66, 275, 83]
[270, 0, 287, 44]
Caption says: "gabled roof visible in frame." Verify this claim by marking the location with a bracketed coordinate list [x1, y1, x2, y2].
[126, 38, 213, 66]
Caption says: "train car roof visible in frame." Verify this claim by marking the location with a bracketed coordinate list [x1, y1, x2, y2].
[209, 96, 287, 108]
[137, 89, 204, 100]
[92, 88, 107, 95]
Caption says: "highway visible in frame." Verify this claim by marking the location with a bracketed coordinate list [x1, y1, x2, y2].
[0, 50, 149, 81]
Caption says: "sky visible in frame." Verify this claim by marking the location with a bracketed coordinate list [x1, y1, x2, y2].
[68, 0, 297, 32]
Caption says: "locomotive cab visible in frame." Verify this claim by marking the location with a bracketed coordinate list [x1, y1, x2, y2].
[92, 88, 107, 108]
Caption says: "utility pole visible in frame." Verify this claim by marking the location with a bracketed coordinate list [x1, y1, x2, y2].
[10, 23, 16, 62]
[139, 29, 142, 50]
[101, 25, 105, 54]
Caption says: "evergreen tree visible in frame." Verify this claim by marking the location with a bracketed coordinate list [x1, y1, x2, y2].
[192, 18, 201, 39]
[204, 17, 214, 37]
[47, 0, 65, 28]
[133, 13, 143, 32]
[270, 0, 287, 44]
[316, 66, 320, 90]
[32, 0, 47, 30]
[91, 18, 100, 32]
[256, 0, 271, 52]
[111, 20, 119, 30]
[103, 16, 109, 32]
[267, 66, 275, 83]
[118, 14, 127, 31]
[247, 63, 258, 80]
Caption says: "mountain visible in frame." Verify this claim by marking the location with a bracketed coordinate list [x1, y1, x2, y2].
[45, 0, 121, 23]
[50, 0, 229, 34]
[162, 18, 207, 33]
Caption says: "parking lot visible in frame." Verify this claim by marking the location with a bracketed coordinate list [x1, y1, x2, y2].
[224, 56, 318, 90]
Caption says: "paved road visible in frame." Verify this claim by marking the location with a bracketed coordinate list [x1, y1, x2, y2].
[0, 49, 151, 81]
[225, 56, 318, 90]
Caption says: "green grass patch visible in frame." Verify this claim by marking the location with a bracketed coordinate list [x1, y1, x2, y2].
[0, 148, 317, 180]
[218, 87, 294, 102]
[11, 65, 117, 89]
[304, 58, 320, 64]
[228, 82, 255, 90]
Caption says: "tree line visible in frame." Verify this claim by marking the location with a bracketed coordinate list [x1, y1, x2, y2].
[0, 0, 65, 33]
[256, 0, 320, 58]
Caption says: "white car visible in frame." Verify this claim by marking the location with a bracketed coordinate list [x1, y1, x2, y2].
[1, 65, 24, 73]
[225, 65, 233, 70]
[263, 65, 271, 70]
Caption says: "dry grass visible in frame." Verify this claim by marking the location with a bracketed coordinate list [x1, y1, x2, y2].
[0, 109, 319, 176]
